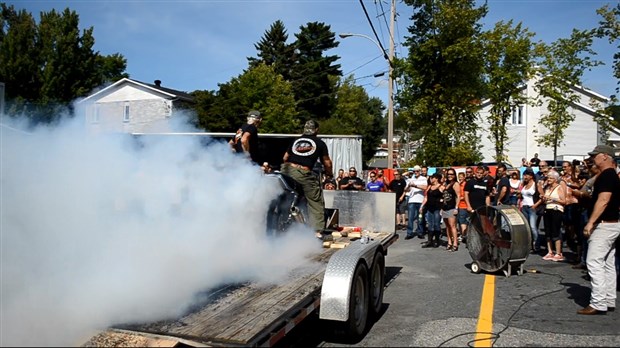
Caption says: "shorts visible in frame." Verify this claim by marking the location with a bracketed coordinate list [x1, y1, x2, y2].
[396, 199, 407, 214]
[441, 209, 457, 219]
[457, 208, 470, 225]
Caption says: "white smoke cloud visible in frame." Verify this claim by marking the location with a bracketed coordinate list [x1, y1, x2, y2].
[0, 113, 321, 346]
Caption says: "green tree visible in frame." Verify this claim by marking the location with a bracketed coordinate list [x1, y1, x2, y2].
[195, 63, 299, 133]
[397, 0, 487, 166]
[594, 3, 620, 95]
[291, 22, 342, 124]
[482, 20, 537, 162]
[248, 20, 296, 81]
[534, 29, 602, 161]
[0, 4, 127, 123]
[321, 75, 385, 163]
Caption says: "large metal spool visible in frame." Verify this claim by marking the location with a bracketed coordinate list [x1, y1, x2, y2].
[467, 205, 531, 276]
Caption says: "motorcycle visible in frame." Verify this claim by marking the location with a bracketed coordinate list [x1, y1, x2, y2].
[264, 171, 308, 236]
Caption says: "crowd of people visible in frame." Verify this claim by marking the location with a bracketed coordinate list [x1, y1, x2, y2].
[320, 148, 619, 315]
[233, 111, 619, 315]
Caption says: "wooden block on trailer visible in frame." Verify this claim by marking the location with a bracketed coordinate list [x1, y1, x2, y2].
[330, 242, 350, 249]
[348, 232, 362, 238]
[322, 241, 332, 248]
[331, 232, 343, 238]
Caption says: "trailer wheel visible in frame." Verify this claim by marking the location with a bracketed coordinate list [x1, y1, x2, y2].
[471, 261, 481, 274]
[369, 252, 385, 317]
[332, 262, 369, 342]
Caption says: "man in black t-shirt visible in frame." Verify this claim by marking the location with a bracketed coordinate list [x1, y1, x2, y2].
[281, 120, 333, 239]
[578, 145, 620, 315]
[530, 153, 541, 167]
[230, 110, 262, 164]
[494, 163, 511, 205]
[388, 171, 408, 229]
[464, 166, 491, 214]
[339, 167, 365, 191]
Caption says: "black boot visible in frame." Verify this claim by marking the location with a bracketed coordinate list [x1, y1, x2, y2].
[433, 232, 440, 248]
[421, 233, 433, 248]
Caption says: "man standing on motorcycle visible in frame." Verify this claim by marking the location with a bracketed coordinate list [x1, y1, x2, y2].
[281, 120, 334, 240]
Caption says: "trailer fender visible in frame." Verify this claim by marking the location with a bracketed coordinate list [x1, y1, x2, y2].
[319, 239, 380, 321]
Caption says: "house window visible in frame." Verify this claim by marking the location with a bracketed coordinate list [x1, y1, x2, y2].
[511, 105, 524, 125]
[123, 103, 130, 122]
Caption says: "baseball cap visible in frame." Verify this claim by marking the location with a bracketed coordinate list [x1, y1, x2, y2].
[248, 110, 262, 119]
[413, 165, 421, 171]
[588, 144, 615, 157]
[303, 120, 319, 135]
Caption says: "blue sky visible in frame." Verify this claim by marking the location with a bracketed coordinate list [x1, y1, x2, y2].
[10, 0, 619, 106]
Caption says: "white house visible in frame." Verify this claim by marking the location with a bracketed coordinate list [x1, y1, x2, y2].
[477, 77, 620, 166]
[77, 78, 194, 134]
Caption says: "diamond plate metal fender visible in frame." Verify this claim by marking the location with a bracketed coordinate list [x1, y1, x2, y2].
[319, 238, 381, 321]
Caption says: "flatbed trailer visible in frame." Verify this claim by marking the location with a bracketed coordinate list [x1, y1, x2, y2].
[83, 191, 398, 347]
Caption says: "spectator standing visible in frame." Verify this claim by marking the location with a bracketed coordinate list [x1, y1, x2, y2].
[376, 169, 387, 186]
[520, 170, 541, 252]
[521, 157, 530, 167]
[281, 120, 333, 239]
[561, 161, 581, 254]
[578, 145, 620, 315]
[509, 171, 521, 206]
[464, 166, 491, 215]
[422, 173, 443, 248]
[572, 160, 599, 269]
[441, 168, 460, 251]
[530, 153, 541, 167]
[457, 169, 472, 243]
[541, 170, 567, 262]
[483, 165, 496, 203]
[339, 167, 365, 191]
[388, 171, 408, 230]
[335, 169, 345, 189]
[420, 166, 430, 237]
[494, 163, 511, 206]
[366, 172, 386, 192]
[535, 161, 551, 233]
[405, 165, 427, 240]
[230, 110, 263, 164]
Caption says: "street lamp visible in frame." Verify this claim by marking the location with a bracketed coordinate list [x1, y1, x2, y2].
[339, 26, 395, 169]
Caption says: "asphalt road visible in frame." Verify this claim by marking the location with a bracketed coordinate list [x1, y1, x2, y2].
[278, 231, 620, 347]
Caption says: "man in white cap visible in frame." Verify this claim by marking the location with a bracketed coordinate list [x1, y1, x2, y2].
[578, 144, 620, 315]
[230, 110, 262, 164]
[405, 165, 427, 240]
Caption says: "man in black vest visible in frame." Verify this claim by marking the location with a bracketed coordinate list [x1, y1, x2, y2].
[281, 120, 334, 240]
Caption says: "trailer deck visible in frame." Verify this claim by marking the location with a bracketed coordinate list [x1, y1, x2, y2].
[84, 231, 397, 347]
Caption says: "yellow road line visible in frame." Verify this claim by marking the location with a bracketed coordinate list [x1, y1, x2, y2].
[474, 274, 495, 347]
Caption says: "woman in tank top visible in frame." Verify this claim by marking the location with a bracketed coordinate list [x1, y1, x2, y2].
[421, 173, 443, 248]
[542, 170, 566, 262]
[441, 168, 460, 251]
[520, 171, 541, 252]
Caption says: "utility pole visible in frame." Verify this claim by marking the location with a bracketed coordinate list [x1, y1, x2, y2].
[387, 0, 395, 169]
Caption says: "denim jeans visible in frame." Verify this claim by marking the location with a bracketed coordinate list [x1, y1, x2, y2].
[407, 202, 422, 237]
[426, 209, 441, 234]
[521, 205, 540, 250]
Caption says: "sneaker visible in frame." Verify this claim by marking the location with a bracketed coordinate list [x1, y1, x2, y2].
[542, 252, 555, 261]
[552, 254, 565, 262]
[404, 235, 414, 240]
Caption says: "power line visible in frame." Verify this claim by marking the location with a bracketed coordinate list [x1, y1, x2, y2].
[358, 0, 390, 61]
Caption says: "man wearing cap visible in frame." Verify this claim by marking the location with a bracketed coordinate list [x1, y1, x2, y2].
[405, 165, 427, 240]
[230, 110, 262, 164]
[281, 120, 334, 240]
[578, 144, 620, 315]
